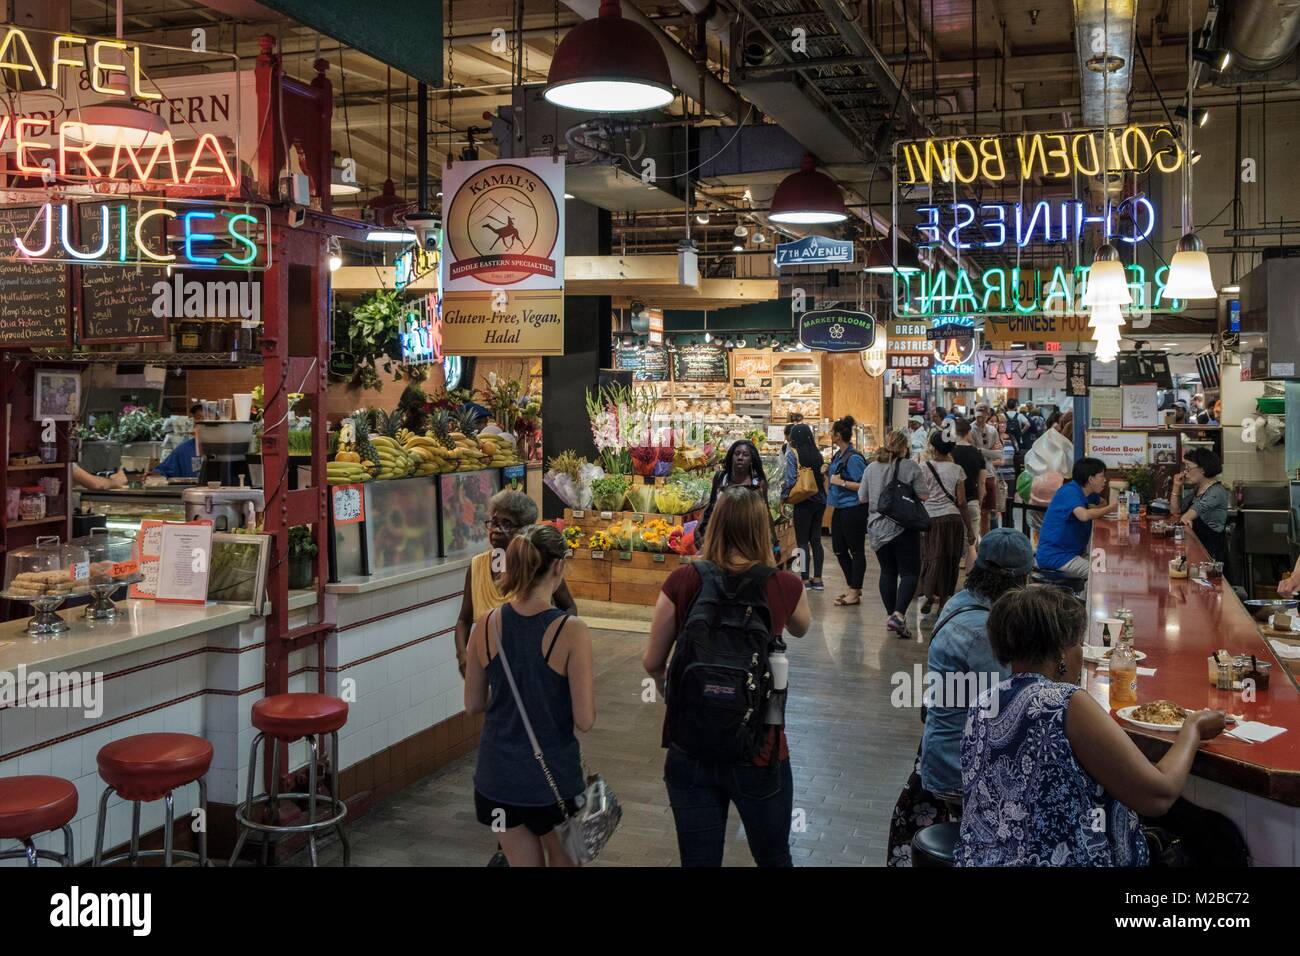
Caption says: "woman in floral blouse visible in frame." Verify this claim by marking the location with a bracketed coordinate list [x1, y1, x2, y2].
[957, 587, 1226, 867]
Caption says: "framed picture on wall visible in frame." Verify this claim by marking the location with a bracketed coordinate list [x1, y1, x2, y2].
[33, 370, 81, 421]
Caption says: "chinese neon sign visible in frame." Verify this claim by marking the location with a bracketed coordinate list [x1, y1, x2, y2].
[913, 196, 1155, 250]
[894, 265, 1186, 318]
[895, 124, 1184, 186]
[4, 198, 269, 270]
[401, 293, 441, 364]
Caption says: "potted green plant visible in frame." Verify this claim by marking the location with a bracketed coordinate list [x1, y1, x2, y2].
[347, 289, 409, 390]
[1124, 465, 1156, 503]
[590, 474, 630, 512]
[288, 525, 318, 589]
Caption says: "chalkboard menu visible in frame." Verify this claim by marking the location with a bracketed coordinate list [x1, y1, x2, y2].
[78, 201, 169, 343]
[672, 344, 729, 382]
[615, 344, 669, 381]
[0, 205, 69, 349]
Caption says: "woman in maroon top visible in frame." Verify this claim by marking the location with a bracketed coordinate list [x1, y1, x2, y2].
[644, 487, 810, 866]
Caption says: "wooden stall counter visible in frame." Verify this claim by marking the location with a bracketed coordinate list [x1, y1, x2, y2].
[1086, 518, 1300, 865]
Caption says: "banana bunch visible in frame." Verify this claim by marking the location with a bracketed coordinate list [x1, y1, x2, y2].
[401, 434, 452, 476]
[450, 431, 488, 472]
[370, 435, 417, 479]
[478, 436, 521, 468]
[327, 461, 372, 485]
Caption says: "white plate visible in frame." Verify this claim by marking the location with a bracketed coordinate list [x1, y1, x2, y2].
[1083, 645, 1148, 663]
[1117, 705, 1185, 732]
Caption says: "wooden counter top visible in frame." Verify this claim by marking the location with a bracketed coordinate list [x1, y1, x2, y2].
[1086, 517, 1300, 806]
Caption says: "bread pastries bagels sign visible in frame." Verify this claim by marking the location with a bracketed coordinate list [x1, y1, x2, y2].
[440, 156, 564, 355]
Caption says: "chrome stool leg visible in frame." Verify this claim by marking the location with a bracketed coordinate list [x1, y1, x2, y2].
[61, 823, 75, 867]
[331, 730, 350, 867]
[262, 738, 281, 866]
[163, 793, 175, 867]
[93, 786, 114, 867]
[227, 731, 263, 866]
[306, 735, 319, 867]
[196, 777, 209, 866]
[129, 800, 141, 866]
[22, 838, 37, 867]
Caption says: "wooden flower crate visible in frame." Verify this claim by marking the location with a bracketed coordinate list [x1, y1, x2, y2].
[565, 547, 612, 602]
[610, 552, 695, 605]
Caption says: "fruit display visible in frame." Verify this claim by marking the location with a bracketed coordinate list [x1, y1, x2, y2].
[327, 460, 373, 485]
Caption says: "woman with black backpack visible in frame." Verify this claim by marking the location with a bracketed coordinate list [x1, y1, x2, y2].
[644, 486, 810, 867]
[862, 429, 924, 639]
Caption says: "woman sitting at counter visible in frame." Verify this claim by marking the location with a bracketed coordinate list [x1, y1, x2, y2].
[956, 587, 1226, 867]
[456, 490, 576, 676]
[1171, 448, 1229, 564]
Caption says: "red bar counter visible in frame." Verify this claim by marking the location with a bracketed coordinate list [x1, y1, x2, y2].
[1086, 517, 1300, 864]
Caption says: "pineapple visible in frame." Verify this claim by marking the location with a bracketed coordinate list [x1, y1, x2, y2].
[350, 412, 379, 472]
[428, 408, 455, 450]
[451, 406, 482, 438]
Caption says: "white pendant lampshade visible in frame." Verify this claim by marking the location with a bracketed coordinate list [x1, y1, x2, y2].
[1164, 233, 1217, 299]
[1083, 244, 1132, 307]
[1087, 302, 1125, 329]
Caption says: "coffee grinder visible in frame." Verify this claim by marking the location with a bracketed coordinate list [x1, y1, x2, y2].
[194, 421, 257, 487]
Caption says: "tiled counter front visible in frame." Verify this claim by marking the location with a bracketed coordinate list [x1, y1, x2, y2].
[324, 559, 482, 804]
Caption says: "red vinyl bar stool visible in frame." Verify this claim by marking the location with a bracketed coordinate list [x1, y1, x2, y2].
[0, 776, 77, 866]
[93, 732, 213, 867]
[228, 693, 350, 867]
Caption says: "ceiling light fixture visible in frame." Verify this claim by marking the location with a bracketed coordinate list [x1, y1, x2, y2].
[68, 2, 169, 149]
[327, 236, 343, 272]
[696, 213, 710, 225]
[365, 228, 417, 243]
[863, 230, 922, 274]
[732, 243, 744, 252]
[734, 224, 749, 238]
[1221, 283, 1240, 294]
[544, 0, 675, 113]
[1166, 233, 1217, 299]
[1083, 244, 1132, 307]
[769, 153, 847, 224]
[329, 163, 362, 197]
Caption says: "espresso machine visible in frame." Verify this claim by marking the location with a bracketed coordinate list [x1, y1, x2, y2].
[194, 421, 257, 487]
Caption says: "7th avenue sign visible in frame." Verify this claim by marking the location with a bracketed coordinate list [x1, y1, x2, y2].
[797, 309, 876, 352]
[775, 235, 854, 267]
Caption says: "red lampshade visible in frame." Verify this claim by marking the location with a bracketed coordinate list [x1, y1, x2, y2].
[545, 0, 674, 113]
[769, 154, 847, 224]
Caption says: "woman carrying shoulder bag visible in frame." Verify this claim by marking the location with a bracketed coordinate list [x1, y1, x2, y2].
[465, 525, 597, 866]
[916, 432, 974, 618]
[781, 422, 826, 590]
[826, 416, 869, 606]
[862, 429, 925, 639]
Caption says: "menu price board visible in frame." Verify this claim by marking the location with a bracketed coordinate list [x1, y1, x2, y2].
[672, 345, 728, 382]
[78, 201, 169, 343]
[614, 344, 669, 381]
[0, 205, 69, 348]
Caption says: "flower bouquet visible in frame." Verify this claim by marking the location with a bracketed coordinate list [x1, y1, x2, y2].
[544, 451, 604, 509]
[587, 530, 612, 553]
[625, 481, 657, 514]
[562, 525, 584, 549]
[608, 517, 642, 552]
[640, 517, 673, 553]
[590, 474, 630, 512]
[668, 521, 698, 556]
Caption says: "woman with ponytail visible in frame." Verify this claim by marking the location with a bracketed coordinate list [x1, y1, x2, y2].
[465, 524, 596, 866]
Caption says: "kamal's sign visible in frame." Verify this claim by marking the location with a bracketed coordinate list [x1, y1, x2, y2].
[797, 309, 874, 352]
[775, 235, 853, 268]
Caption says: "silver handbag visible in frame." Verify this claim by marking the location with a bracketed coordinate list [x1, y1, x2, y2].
[492, 609, 622, 864]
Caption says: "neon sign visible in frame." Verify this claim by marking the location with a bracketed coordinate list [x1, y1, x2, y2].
[895, 124, 1184, 186]
[401, 293, 441, 364]
[0, 27, 161, 99]
[913, 197, 1155, 250]
[894, 265, 1186, 318]
[5, 198, 269, 270]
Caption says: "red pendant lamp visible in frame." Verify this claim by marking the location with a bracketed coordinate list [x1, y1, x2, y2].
[545, 0, 675, 113]
[769, 154, 847, 225]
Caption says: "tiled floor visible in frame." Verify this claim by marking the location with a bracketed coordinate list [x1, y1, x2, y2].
[296, 546, 942, 867]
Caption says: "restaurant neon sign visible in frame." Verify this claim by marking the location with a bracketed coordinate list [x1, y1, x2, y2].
[914, 196, 1155, 250]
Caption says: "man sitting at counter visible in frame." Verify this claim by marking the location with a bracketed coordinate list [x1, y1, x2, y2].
[152, 403, 205, 480]
[1034, 457, 1112, 579]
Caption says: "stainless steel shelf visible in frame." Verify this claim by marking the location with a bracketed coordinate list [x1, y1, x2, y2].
[24, 351, 263, 368]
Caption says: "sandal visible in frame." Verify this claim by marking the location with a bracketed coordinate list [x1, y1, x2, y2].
[836, 593, 862, 607]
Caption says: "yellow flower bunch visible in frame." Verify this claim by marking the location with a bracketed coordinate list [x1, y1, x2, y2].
[586, 530, 612, 552]
[640, 517, 673, 552]
[562, 525, 584, 548]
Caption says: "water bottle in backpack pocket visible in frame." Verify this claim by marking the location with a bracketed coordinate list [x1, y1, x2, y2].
[665, 562, 778, 763]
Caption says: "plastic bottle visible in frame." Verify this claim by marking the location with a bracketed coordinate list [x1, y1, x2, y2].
[1109, 635, 1138, 708]
[765, 646, 789, 725]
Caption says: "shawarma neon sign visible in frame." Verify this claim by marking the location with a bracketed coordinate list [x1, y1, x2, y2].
[7, 200, 268, 269]
[894, 264, 1187, 318]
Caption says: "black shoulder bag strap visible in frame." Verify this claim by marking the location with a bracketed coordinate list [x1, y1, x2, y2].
[927, 461, 958, 506]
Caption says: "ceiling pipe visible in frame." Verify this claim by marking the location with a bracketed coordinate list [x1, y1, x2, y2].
[559, 0, 744, 121]
[1226, 0, 1300, 71]
[930, 88, 1300, 123]
[1071, 0, 1138, 127]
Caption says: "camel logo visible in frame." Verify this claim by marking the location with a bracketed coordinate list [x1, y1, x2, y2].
[444, 162, 560, 286]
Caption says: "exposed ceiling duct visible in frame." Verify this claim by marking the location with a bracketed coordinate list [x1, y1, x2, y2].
[1226, 0, 1300, 72]
[1071, 0, 1137, 127]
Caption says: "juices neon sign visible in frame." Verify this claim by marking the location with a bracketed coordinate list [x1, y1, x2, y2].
[5, 199, 269, 270]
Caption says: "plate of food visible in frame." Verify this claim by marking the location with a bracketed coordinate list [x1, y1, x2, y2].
[1117, 700, 1240, 733]
[1082, 645, 1148, 663]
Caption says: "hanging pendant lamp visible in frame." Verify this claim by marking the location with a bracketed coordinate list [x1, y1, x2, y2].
[769, 154, 847, 225]
[544, 0, 675, 113]
[1165, 233, 1217, 299]
[863, 229, 922, 274]
[1083, 244, 1132, 307]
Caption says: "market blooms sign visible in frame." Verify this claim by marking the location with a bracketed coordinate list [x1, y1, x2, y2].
[797, 308, 875, 352]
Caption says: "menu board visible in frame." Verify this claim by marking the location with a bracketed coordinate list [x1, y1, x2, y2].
[672, 345, 728, 382]
[78, 202, 169, 343]
[614, 344, 669, 381]
[0, 205, 69, 348]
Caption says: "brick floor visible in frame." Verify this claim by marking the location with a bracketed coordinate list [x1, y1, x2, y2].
[295, 546, 941, 867]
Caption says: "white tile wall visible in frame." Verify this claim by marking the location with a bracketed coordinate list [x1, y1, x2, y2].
[1185, 774, 1298, 866]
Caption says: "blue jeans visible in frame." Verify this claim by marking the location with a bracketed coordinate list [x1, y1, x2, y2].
[663, 746, 794, 867]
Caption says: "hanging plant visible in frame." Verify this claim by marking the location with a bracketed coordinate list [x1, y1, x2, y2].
[347, 289, 408, 390]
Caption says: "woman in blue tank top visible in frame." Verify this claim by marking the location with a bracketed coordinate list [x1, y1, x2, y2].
[464, 524, 596, 866]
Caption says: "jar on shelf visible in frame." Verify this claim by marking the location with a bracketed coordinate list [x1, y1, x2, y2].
[18, 486, 46, 522]
[176, 319, 203, 352]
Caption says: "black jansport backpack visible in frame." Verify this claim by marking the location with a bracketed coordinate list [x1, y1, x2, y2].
[665, 561, 776, 763]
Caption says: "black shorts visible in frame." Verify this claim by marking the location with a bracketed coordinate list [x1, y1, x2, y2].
[474, 790, 579, 837]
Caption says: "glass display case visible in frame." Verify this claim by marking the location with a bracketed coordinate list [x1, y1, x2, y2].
[1, 535, 91, 636]
[367, 475, 440, 572]
[76, 489, 186, 535]
[70, 527, 140, 620]
[437, 469, 501, 560]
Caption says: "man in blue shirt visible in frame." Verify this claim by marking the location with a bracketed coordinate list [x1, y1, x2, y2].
[153, 404, 204, 480]
[920, 528, 1033, 801]
[1035, 456, 1112, 577]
